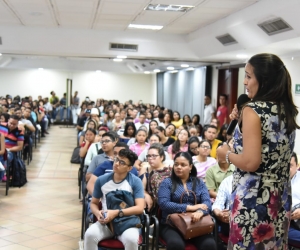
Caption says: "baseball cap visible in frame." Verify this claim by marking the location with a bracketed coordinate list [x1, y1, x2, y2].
[91, 108, 99, 115]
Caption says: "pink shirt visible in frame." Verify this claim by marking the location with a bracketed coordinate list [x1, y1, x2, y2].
[167, 144, 188, 159]
[192, 156, 217, 180]
[129, 142, 150, 156]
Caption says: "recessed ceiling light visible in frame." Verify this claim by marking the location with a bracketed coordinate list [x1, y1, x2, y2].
[153, 69, 160, 73]
[167, 67, 174, 70]
[236, 54, 248, 59]
[186, 67, 194, 71]
[170, 70, 178, 73]
[113, 58, 123, 62]
[96, 70, 101, 73]
[0, 53, 2, 56]
[38, 68, 44, 71]
[181, 64, 189, 68]
[145, 4, 194, 12]
[144, 71, 150, 74]
[117, 55, 127, 59]
[292, 57, 294, 60]
[128, 24, 163, 30]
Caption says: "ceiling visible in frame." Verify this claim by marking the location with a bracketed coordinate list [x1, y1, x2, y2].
[0, 0, 300, 73]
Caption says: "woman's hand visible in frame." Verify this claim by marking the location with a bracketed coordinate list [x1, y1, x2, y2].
[229, 104, 239, 121]
[216, 143, 231, 163]
[197, 204, 208, 211]
[191, 211, 203, 222]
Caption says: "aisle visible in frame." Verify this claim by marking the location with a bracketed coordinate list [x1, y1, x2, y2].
[0, 126, 81, 250]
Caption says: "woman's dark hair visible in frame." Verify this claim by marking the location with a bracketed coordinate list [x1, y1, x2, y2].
[147, 112, 153, 120]
[187, 136, 200, 157]
[166, 124, 176, 136]
[192, 114, 200, 125]
[86, 128, 97, 135]
[172, 129, 190, 154]
[171, 152, 199, 193]
[183, 114, 192, 125]
[155, 126, 166, 136]
[123, 122, 136, 138]
[148, 120, 158, 138]
[118, 149, 138, 166]
[148, 143, 165, 161]
[248, 53, 299, 134]
[1, 113, 10, 122]
[217, 124, 229, 142]
[149, 134, 161, 142]
[172, 111, 181, 121]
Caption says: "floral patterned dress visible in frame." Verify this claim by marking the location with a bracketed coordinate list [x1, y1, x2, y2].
[228, 101, 295, 250]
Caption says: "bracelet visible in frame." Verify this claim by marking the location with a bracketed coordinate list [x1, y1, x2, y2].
[225, 151, 232, 164]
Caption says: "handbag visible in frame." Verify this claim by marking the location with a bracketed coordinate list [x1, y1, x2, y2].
[106, 189, 143, 236]
[167, 190, 214, 240]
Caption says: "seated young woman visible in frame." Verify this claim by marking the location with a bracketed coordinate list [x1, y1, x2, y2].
[167, 129, 190, 160]
[129, 129, 150, 157]
[192, 139, 217, 183]
[171, 111, 183, 129]
[157, 152, 217, 250]
[165, 124, 176, 140]
[187, 136, 200, 157]
[154, 126, 175, 150]
[79, 128, 97, 158]
[147, 120, 158, 140]
[79, 119, 98, 146]
[119, 122, 136, 144]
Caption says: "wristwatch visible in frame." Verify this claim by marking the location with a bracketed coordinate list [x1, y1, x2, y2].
[118, 209, 124, 217]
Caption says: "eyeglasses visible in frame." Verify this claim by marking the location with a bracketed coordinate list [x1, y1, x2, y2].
[114, 157, 129, 167]
[199, 145, 210, 149]
[190, 147, 198, 151]
[100, 140, 112, 144]
[146, 154, 159, 159]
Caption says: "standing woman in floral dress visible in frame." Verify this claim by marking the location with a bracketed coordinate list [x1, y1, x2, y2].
[217, 53, 299, 249]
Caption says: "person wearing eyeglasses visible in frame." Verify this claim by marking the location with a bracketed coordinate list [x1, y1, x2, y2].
[205, 143, 235, 199]
[84, 149, 144, 250]
[85, 132, 117, 182]
[192, 140, 217, 183]
[187, 136, 200, 157]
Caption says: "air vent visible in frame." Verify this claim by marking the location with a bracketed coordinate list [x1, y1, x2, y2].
[110, 43, 138, 52]
[145, 4, 194, 12]
[216, 34, 237, 46]
[258, 17, 292, 36]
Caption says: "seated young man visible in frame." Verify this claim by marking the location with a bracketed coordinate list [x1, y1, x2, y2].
[289, 152, 300, 245]
[212, 175, 232, 236]
[86, 142, 138, 196]
[84, 149, 144, 250]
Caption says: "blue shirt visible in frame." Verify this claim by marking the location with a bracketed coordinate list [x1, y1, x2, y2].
[158, 177, 211, 224]
[93, 160, 138, 177]
[93, 172, 144, 210]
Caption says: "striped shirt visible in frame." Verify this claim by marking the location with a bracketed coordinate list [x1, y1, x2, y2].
[0, 123, 24, 149]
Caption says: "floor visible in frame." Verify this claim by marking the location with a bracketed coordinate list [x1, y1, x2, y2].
[0, 125, 81, 250]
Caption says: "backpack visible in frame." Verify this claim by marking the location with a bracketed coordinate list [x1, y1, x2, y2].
[70, 146, 81, 164]
[11, 155, 27, 187]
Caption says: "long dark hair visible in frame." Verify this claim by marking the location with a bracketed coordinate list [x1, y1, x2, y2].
[123, 122, 136, 138]
[187, 136, 200, 156]
[171, 152, 199, 193]
[172, 129, 190, 154]
[148, 119, 158, 139]
[248, 53, 299, 134]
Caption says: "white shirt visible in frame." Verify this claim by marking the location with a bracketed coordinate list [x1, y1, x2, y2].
[84, 142, 101, 166]
[203, 103, 215, 125]
[212, 175, 233, 211]
[291, 171, 300, 208]
[135, 122, 149, 131]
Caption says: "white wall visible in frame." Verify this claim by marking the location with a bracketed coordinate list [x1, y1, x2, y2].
[0, 69, 156, 104]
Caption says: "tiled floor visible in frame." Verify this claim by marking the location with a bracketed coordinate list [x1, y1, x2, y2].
[0, 125, 81, 250]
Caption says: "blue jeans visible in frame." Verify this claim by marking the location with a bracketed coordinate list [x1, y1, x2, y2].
[52, 108, 57, 120]
[288, 226, 300, 245]
[59, 107, 71, 120]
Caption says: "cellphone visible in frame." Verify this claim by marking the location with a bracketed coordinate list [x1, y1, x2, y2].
[102, 212, 107, 219]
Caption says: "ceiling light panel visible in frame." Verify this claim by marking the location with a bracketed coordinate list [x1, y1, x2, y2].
[128, 24, 163, 30]
[145, 4, 194, 12]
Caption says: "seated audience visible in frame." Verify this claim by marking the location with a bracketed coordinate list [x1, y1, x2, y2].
[84, 149, 144, 250]
[86, 132, 117, 182]
[289, 152, 300, 245]
[158, 152, 217, 250]
[154, 126, 175, 150]
[129, 129, 149, 157]
[0, 131, 6, 181]
[206, 144, 235, 199]
[167, 129, 189, 159]
[212, 175, 232, 236]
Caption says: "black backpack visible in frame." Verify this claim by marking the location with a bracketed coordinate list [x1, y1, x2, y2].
[11, 155, 27, 187]
[70, 146, 81, 164]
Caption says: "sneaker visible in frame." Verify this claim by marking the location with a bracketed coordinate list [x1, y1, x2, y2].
[50, 119, 54, 123]
[44, 131, 49, 134]
[2, 175, 7, 182]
